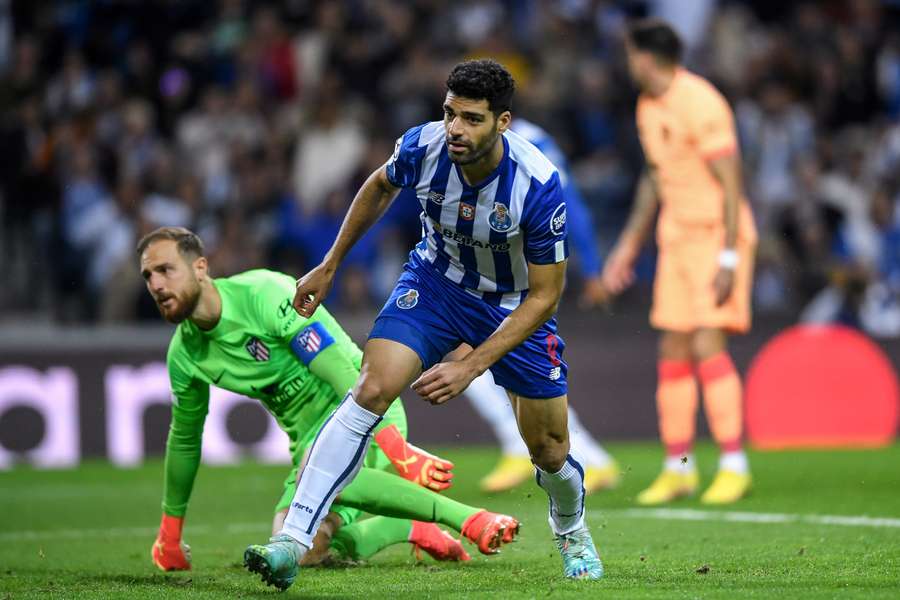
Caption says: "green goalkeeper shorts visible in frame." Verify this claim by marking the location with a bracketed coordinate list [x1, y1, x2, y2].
[274, 397, 408, 526]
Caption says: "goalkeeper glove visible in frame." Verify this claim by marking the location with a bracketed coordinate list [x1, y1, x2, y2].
[151, 514, 192, 571]
[374, 424, 454, 491]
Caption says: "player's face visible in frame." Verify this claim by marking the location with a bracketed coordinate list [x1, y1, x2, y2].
[443, 93, 509, 165]
[624, 41, 651, 91]
[140, 240, 203, 324]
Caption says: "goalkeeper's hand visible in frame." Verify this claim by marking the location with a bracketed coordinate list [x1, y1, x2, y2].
[151, 514, 192, 571]
[374, 424, 455, 491]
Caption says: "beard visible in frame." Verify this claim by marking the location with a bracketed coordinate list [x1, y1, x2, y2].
[447, 128, 500, 165]
[156, 281, 201, 324]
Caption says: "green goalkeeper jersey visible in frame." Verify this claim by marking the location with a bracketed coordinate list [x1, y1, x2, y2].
[162, 269, 369, 517]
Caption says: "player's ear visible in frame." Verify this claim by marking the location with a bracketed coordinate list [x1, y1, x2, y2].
[496, 110, 511, 134]
[193, 256, 208, 281]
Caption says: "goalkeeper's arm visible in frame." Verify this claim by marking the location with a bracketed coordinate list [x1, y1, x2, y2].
[153, 383, 209, 571]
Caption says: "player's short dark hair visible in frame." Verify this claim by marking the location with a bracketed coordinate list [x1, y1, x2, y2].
[136, 226, 205, 261]
[627, 18, 683, 65]
[446, 59, 515, 117]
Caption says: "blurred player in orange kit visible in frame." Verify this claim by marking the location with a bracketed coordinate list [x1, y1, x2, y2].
[602, 19, 757, 505]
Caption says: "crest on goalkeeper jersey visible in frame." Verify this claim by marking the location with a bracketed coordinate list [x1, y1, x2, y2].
[245, 337, 270, 362]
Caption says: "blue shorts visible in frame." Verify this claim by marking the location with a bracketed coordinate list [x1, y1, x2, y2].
[369, 262, 568, 399]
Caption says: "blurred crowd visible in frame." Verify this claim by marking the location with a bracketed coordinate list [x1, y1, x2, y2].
[0, 0, 899, 336]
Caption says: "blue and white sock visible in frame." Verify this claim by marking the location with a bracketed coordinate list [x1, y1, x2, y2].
[535, 452, 586, 535]
[280, 392, 381, 552]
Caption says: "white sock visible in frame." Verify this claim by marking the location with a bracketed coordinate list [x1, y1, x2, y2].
[567, 407, 612, 468]
[280, 393, 381, 551]
[719, 450, 749, 474]
[535, 453, 586, 535]
[664, 453, 695, 474]
[465, 371, 529, 457]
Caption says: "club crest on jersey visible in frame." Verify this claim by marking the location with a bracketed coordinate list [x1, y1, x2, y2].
[245, 337, 270, 362]
[459, 201, 475, 220]
[396, 289, 419, 309]
[550, 203, 567, 236]
[427, 191, 444, 205]
[488, 202, 513, 232]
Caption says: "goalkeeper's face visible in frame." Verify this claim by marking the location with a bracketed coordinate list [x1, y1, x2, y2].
[140, 240, 204, 324]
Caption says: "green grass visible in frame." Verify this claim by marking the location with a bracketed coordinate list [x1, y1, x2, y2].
[1, 442, 899, 599]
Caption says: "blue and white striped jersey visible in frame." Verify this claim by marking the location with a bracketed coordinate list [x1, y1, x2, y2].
[386, 121, 569, 310]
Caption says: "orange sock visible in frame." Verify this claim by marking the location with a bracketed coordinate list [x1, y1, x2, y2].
[657, 360, 698, 457]
[698, 352, 743, 453]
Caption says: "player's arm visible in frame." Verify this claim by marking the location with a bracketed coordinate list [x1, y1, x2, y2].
[563, 182, 608, 308]
[281, 302, 455, 490]
[153, 369, 209, 571]
[601, 169, 659, 295]
[413, 260, 565, 404]
[413, 174, 569, 404]
[708, 152, 741, 305]
[294, 166, 399, 315]
[295, 124, 428, 317]
[698, 89, 743, 305]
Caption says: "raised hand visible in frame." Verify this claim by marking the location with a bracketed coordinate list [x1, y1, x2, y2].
[293, 264, 336, 317]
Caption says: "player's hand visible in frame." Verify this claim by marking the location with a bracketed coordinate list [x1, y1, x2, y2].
[294, 263, 336, 317]
[375, 424, 455, 491]
[151, 515, 192, 571]
[713, 267, 735, 306]
[411, 361, 478, 406]
[579, 275, 611, 310]
[601, 242, 638, 295]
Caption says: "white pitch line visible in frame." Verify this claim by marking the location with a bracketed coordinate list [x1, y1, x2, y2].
[604, 508, 900, 529]
[4, 509, 900, 543]
[0, 522, 268, 542]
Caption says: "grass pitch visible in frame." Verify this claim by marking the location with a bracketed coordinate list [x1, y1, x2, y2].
[1, 442, 899, 599]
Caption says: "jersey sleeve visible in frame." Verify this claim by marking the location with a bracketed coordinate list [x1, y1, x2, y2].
[522, 172, 569, 265]
[161, 349, 210, 518]
[292, 309, 361, 400]
[691, 87, 738, 161]
[385, 123, 429, 189]
[251, 272, 362, 400]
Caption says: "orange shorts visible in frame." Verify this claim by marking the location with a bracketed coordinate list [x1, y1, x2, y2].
[650, 220, 756, 334]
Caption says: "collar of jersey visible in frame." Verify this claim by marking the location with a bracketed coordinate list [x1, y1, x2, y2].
[451, 134, 509, 191]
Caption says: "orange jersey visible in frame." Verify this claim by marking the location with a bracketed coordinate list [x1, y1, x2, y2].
[636, 68, 755, 240]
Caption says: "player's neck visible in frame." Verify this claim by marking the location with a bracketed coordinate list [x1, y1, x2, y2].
[459, 136, 504, 186]
[190, 280, 222, 330]
[645, 66, 678, 98]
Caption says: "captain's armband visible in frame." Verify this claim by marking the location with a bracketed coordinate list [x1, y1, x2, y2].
[289, 321, 336, 366]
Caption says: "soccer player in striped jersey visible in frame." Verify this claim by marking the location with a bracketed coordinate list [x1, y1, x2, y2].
[245, 60, 604, 588]
[461, 118, 619, 494]
[138, 227, 518, 582]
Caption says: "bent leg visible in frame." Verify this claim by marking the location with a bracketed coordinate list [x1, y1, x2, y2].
[280, 339, 422, 552]
[514, 393, 587, 536]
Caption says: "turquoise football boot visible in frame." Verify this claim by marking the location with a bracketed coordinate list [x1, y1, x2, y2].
[244, 534, 302, 591]
[554, 527, 604, 580]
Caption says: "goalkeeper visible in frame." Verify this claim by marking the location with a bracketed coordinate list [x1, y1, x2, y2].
[139, 227, 518, 573]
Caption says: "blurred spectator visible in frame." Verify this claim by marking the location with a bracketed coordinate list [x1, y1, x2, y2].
[1, 0, 899, 326]
[290, 76, 365, 215]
